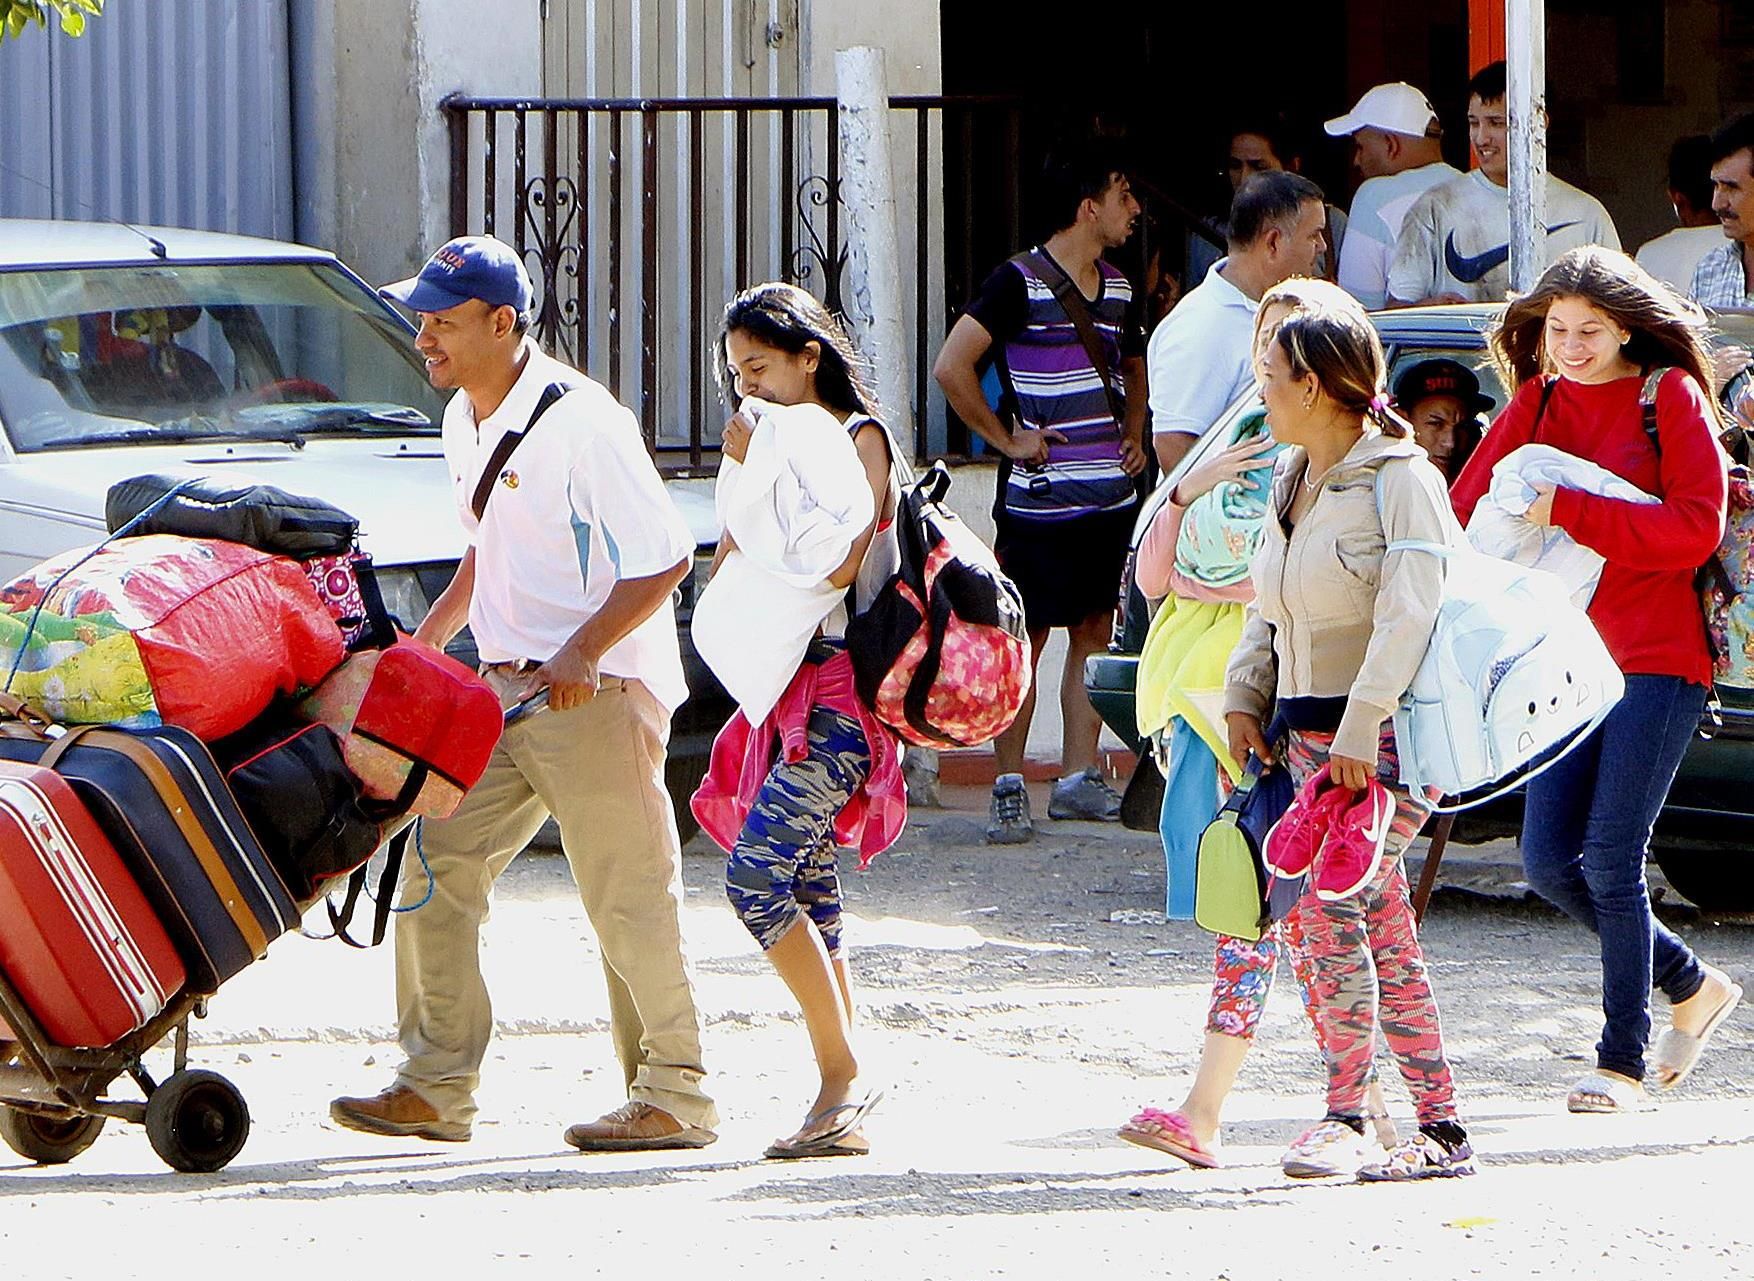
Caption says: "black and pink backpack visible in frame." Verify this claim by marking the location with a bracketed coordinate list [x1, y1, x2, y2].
[846, 457, 1031, 748]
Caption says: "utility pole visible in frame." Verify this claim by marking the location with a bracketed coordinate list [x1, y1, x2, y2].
[1507, 0, 1547, 293]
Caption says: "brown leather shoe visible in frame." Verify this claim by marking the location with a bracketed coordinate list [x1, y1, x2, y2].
[330, 1084, 470, 1142]
[563, 1101, 717, 1151]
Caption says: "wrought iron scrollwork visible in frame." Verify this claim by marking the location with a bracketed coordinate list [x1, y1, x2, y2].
[787, 174, 849, 317]
[520, 175, 583, 360]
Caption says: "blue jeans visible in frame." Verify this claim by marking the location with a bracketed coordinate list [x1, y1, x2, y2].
[1519, 675, 1708, 1081]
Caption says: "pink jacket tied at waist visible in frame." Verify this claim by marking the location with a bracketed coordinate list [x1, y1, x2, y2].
[691, 649, 906, 868]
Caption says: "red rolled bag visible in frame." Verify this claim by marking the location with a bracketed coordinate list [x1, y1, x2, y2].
[298, 637, 502, 818]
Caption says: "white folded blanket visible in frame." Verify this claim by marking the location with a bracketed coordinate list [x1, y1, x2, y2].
[691, 398, 874, 721]
[1466, 443, 1658, 607]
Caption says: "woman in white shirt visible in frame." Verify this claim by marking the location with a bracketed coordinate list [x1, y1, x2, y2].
[690, 283, 903, 1159]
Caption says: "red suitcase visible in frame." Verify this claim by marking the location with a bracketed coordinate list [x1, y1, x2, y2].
[0, 760, 185, 1048]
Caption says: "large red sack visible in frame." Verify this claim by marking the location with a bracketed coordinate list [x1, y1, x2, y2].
[0, 535, 345, 740]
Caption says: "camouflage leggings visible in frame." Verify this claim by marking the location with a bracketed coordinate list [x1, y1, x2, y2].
[1285, 728, 1460, 1126]
[725, 705, 871, 956]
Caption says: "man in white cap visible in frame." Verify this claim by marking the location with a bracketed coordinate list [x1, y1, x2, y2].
[1323, 82, 1459, 310]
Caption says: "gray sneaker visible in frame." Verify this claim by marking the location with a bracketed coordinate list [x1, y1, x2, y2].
[1047, 767, 1123, 821]
[986, 773, 1034, 844]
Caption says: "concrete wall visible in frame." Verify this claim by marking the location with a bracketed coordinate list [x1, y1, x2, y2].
[292, 0, 542, 288]
[800, 0, 941, 94]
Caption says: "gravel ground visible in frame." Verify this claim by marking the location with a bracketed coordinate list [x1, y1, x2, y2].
[0, 781, 1749, 1280]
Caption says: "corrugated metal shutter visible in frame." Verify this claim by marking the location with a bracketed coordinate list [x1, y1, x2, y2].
[0, 0, 294, 239]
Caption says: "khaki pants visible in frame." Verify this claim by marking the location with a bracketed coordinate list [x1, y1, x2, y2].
[392, 674, 717, 1129]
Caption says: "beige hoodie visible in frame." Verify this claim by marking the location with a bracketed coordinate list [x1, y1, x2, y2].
[1223, 430, 1463, 762]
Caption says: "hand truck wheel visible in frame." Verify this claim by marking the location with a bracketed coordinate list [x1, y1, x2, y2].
[0, 1106, 105, 1165]
[144, 1069, 250, 1173]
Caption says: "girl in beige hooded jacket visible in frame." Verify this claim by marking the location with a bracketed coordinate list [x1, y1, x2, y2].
[1223, 287, 1474, 1183]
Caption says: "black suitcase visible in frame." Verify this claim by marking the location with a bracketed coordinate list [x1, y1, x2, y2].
[105, 473, 359, 559]
[0, 718, 300, 993]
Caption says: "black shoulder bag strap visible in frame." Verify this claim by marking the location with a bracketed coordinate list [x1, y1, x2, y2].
[1019, 250, 1126, 425]
[469, 380, 579, 521]
[1528, 374, 1559, 440]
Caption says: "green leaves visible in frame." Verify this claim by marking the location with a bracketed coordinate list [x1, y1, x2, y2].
[0, 0, 105, 44]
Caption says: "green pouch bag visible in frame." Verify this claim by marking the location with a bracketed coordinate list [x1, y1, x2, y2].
[1193, 760, 1271, 941]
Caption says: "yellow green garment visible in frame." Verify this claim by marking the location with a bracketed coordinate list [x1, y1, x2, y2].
[1135, 596, 1246, 783]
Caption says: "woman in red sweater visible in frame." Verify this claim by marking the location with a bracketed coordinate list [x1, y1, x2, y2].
[1452, 246, 1742, 1114]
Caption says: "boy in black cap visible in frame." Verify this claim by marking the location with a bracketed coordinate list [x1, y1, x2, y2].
[1393, 358, 1492, 482]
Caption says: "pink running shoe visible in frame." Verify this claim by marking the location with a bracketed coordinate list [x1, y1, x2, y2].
[1315, 778, 1395, 901]
[1264, 766, 1346, 880]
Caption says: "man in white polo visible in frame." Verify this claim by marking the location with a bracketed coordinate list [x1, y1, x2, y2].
[1324, 82, 1459, 311]
[331, 236, 718, 1151]
[1148, 171, 1327, 472]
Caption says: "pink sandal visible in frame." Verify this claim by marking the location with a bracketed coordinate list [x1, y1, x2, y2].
[1118, 1107, 1221, 1169]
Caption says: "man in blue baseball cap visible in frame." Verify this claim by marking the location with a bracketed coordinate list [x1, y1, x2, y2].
[333, 234, 720, 1152]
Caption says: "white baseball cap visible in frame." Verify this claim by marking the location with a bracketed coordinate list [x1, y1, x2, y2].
[1324, 83, 1439, 139]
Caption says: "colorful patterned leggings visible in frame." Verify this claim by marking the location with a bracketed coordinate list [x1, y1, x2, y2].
[1284, 728, 1459, 1125]
[725, 705, 871, 957]
[1205, 908, 1323, 1043]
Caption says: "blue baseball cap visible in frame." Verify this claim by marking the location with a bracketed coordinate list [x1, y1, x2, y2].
[380, 236, 533, 316]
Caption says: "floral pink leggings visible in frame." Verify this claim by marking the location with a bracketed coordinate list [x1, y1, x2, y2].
[1284, 727, 1459, 1125]
[1202, 727, 1460, 1125]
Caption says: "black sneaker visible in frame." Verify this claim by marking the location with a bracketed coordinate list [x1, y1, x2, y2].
[986, 773, 1034, 844]
[1047, 767, 1123, 821]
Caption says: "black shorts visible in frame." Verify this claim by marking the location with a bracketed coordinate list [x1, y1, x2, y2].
[993, 504, 1139, 631]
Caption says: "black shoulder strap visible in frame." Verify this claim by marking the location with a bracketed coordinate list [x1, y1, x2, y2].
[1529, 374, 1559, 442]
[1639, 366, 1673, 456]
[470, 380, 578, 521]
[1016, 250, 1125, 423]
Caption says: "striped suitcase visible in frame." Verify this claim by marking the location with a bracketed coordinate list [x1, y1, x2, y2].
[0, 761, 185, 1048]
[0, 724, 300, 994]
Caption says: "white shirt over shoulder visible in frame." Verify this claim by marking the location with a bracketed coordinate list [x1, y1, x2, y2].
[691, 399, 874, 723]
[1146, 258, 1259, 439]
[441, 339, 694, 711]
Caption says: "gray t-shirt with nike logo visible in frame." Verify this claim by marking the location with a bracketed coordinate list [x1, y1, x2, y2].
[1388, 168, 1620, 304]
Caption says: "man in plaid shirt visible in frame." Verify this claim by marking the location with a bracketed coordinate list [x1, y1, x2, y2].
[1691, 112, 1754, 310]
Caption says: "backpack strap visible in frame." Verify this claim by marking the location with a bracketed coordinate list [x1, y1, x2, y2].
[1639, 366, 1673, 456]
[470, 380, 579, 521]
[1014, 250, 1126, 425]
[1529, 375, 1559, 442]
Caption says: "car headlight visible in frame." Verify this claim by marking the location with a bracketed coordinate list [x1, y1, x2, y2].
[373, 566, 432, 632]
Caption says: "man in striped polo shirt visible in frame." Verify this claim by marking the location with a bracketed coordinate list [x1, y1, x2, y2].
[935, 147, 1149, 843]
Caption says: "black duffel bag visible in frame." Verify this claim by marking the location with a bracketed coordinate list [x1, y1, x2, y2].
[209, 707, 392, 902]
[106, 473, 359, 559]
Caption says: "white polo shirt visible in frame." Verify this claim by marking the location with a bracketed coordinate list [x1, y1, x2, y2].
[441, 341, 694, 711]
[1147, 258, 1259, 439]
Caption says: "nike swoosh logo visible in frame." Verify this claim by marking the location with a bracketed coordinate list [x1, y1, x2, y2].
[1444, 222, 1582, 284]
[1358, 790, 1392, 848]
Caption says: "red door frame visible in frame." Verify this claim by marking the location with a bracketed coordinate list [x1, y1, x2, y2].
[1469, 0, 1506, 70]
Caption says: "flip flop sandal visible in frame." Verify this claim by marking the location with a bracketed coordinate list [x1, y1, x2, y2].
[1566, 1072, 1651, 1114]
[1650, 980, 1743, 1091]
[764, 1089, 884, 1160]
[1117, 1107, 1221, 1169]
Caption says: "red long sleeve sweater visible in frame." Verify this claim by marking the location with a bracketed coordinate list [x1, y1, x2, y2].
[1451, 369, 1728, 686]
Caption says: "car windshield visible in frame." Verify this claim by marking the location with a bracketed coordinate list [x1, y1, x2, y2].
[0, 261, 444, 452]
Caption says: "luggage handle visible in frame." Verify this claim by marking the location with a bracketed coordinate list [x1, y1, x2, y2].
[0, 691, 66, 741]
